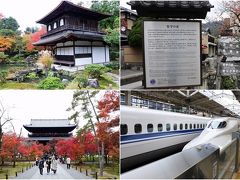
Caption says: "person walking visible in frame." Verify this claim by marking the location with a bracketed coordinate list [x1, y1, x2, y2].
[46, 157, 51, 174]
[39, 157, 44, 175]
[66, 157, 71, 169]
[51, 156, 58, 174]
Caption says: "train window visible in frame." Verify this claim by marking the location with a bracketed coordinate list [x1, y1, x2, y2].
[197, 124, 199, 128]
[120, 124, 128, 135]
[147, 124, 153, 132]
[166, 124, 171, 131]
[134, 124, 142, 133]
[185, 124, 188, 129]
[180, 124, 183, 130]
[208, 121, 227, 129]
[194, 124, 196, 129]
[190, 124, 192, 129]
[158, 124, 163, 131]
[173, 124, 177, 130]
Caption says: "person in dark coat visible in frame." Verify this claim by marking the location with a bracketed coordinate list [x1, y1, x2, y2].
[46, 157, 51, 174]
[39, 157, 44, 175]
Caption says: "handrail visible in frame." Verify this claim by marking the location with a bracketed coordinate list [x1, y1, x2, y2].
[41, 25, 104, 38]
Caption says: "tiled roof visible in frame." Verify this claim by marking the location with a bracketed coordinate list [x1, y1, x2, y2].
[121, 6, 138, 16]
[37, 1, 111, 24]
[129, 1, 214, 19]
[129, 1, 213, 9]
[27, 119, 74, 127]
[33, 30, 105, 46]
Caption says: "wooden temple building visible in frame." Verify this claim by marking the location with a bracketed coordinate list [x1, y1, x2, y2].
[23, 119, 77, 144]
[33, 1, 111, 67]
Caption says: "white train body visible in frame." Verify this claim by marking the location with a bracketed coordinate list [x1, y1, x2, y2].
[121, 106, 211, 172]
[183, 117, 239, 153]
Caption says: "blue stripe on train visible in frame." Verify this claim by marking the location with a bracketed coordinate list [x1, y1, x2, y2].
[121, 129, 204, 144]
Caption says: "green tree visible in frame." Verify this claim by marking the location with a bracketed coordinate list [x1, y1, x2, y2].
[68, 91, 106, 176]
[0, 29, 15, 37]
[24, 27, 38, 34]
[0, 17, 19, 32]
[91, 1, 119, 61]
[128, 18, 143, 47]
[91, 1, 119, 30]
[12, 36, 26, 55]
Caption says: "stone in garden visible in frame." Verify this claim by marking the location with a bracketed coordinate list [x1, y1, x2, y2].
[62, 79, 69, 84]
[87, 79, 99, 88]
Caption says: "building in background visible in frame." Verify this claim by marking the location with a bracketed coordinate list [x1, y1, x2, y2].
[23, 119, 77, 144]
[34, 1, 111, 67]
[120, 7, 142, 68]
[202, 29, 218, 60]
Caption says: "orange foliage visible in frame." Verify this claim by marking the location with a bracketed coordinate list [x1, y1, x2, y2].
[0, 36, 14, 51]
[24, 26, 46, 52]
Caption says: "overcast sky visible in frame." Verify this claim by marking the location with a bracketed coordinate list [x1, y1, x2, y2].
[0, 0, 92, 31]
[0, 90, 104, 137]
[0, 0, 227, 32]
[120, 0, 228, 21]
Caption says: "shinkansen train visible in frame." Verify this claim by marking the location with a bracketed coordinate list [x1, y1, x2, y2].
[183, 117, 239, 153]
[120, 106, 211, 172]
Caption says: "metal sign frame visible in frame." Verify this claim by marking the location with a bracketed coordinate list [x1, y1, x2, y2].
[143, 20, 202, 89]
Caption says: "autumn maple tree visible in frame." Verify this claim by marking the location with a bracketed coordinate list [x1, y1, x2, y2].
[23, 26, 46, 52]
[55, 137, 85, 163]
[96, 91, 119, 165]
[0, 133, 20, 165]
[0, 36, 14, 51]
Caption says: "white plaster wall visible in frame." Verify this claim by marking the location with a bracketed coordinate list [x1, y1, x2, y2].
[106, 45, 110, 62]
[92, 47, 106, 63]
[75, 58, 92, 66]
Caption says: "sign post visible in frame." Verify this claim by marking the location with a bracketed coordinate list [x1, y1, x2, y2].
[143, 20, 202, 88]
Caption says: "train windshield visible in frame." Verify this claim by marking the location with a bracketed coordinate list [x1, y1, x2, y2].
[207, 121, 227, 129]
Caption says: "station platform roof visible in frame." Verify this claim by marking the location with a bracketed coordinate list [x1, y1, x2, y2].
[123, 90, 238, 117]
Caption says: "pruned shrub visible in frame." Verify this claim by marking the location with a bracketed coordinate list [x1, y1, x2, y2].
[85, 64, 110, 79]
[38, 77, 64, 89]
[0, 70, 8, 83]
[0, 52, 8, 64]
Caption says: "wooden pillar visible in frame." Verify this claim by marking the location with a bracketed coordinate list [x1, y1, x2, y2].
[91, 41, 93, 64]
[125, 91, 132, 106]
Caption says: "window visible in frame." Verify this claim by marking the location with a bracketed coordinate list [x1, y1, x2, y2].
[75, 47, 92, 54]
[158, 124, 163, 131]
[197, 124, 199, 128]
[194, 124, 196, 129]
[173, 124, 177, 130]
[166, 124, 171, 131]
[207, 121, 227, 129]
[185, 124, 188, 129]
[54, 22, 57, 29]
[147, 124, 153, 132]
[48, 25, 51, 31]
[180, 124, 183, 130]
[60, 18, 64, 26]
[120, 124, 128, 135]
[190, 124, 192, 129]
[134, 124, 142, 133]
[200, 124, 202, 128]
[149, 101, 156, 109]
